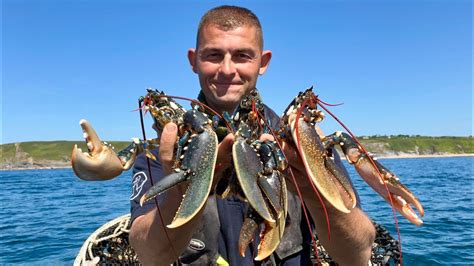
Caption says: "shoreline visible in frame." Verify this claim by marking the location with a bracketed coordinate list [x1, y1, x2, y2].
[0, 166, 71, 171]
[374, 153, 474, 159]
[1, 153, 472, 171]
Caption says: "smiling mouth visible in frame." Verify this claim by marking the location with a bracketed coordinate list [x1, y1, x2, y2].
[212, 81, 243, 86]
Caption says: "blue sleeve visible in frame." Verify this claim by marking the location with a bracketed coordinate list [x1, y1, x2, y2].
[129, 150, 165, 224]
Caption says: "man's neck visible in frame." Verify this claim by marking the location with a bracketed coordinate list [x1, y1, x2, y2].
[197, 91, 236, 116]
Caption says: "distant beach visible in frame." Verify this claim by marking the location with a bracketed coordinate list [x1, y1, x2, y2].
[1, 153, 472, 171]
[375, 153, 474, 159]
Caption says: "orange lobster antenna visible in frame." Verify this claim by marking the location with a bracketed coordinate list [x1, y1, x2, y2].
[157, 94, 235, 134]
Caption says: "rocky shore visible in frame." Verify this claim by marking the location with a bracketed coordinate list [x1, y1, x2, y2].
[0, 160, 71, 171]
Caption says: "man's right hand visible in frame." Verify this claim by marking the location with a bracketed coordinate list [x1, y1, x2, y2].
[158, 122, 178, 176]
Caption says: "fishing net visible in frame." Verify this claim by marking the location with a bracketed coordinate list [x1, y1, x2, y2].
[75, 215, 399, 265]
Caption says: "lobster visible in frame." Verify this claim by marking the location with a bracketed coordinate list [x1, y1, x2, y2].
[72, 88, 291, 261]
[278, 87, 424, 226]
[72, 89, 219, 228]
[218, 89, 289, 261]
[71, 86, 425, 263]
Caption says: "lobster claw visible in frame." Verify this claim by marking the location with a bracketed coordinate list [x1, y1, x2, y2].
[72, 119, 130, 181]
[336, 131, 425, 225]
[355, 157, 425, 225]
[323, 131, 425, 225]
[254, 209, 286, 261]
[140, 111, 219, 228]
[289, 114, 357, 213]
[237, 141, 288, 261]
[233, 137, 275, 223]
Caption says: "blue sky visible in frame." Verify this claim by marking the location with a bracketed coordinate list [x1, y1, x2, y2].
[2, 0, 472, 144]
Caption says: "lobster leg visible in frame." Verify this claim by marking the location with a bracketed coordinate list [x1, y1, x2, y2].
[289, 114, 357, 213]
[325, 131, 425, 225]
[239, 210, 260, 257]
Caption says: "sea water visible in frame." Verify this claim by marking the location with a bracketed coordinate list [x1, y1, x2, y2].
[0, 157, 473, 265]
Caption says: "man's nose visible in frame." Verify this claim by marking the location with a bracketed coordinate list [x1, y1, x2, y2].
[219, 54, 236, 76]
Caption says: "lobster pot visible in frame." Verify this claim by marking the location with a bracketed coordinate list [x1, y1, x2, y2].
[75, 214, 400, 265]
[74, 214, 139, 265]
[311, 222, 401, 266]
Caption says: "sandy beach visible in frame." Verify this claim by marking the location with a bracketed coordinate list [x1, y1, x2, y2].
[375, 153, 474, 159]
[1, 153, 472, 171]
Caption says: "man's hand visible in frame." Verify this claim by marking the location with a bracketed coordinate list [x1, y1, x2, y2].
[158, 122, 178, 175]
[213, 133, 234, 188]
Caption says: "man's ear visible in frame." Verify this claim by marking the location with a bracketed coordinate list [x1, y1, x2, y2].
[187, 48, 198, 73]
[259, 50, 272, 75]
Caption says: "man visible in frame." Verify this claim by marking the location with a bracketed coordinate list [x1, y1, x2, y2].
[129, 5, 375, 265]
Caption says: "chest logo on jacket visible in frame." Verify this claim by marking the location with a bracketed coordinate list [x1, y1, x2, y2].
[130, 171, 148, 200]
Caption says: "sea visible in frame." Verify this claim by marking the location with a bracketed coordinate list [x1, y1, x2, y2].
[0, 157, 473, 265]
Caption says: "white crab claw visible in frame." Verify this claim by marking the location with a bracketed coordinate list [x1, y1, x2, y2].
[71, 119, 124, 181]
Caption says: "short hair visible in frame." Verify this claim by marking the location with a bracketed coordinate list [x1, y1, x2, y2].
[196, 5, 263, 49]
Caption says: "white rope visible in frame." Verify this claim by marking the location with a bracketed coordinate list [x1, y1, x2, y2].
[74, 214, 131, 266]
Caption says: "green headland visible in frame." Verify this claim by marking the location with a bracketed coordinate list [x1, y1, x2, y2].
[1, 136, 472, 170]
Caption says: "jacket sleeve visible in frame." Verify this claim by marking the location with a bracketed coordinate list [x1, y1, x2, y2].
[129, 150, 165, 224]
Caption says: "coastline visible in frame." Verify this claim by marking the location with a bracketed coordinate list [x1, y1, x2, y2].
[0, 165, 71, 171]
[375, 153, 474, 160]
[1, 153, 472, 171]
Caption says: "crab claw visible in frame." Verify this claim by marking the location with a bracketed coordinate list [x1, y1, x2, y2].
[71, 119, 124, 181]
[351, 153, 425, 225]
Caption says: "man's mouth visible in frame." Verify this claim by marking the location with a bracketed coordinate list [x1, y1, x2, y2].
[211, 81, 244, 86]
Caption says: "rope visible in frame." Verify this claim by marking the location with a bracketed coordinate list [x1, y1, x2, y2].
[74, 214, 139, 265]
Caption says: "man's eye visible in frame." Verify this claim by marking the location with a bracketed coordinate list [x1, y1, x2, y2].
[238, 53, 251, 59]
[206, 53, 221, 59]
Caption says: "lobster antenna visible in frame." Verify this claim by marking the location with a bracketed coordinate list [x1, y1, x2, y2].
[317, 98, 344, 107]
[289, 166, 323, 266]
[252, 100, 265, 133]
[316, 98, 403, 263]
[138, 98, 180, 261]
[159, 94, 235, 134]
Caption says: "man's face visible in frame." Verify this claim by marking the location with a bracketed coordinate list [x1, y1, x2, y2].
[188, 25, 271, 114]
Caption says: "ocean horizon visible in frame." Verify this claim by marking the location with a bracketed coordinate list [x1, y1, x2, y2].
[1, 157, 473, 264]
